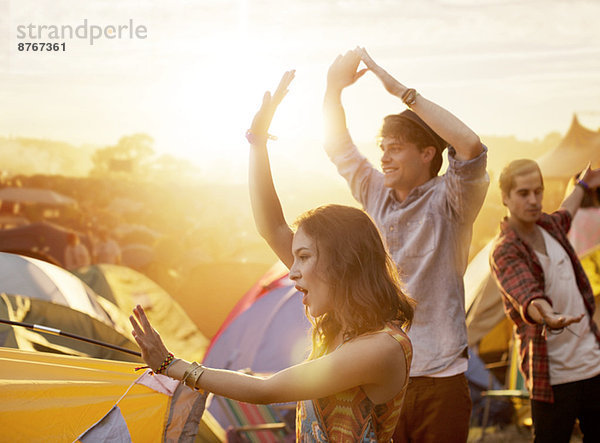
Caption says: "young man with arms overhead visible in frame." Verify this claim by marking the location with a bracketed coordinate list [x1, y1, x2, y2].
[490, 159, 600, 442]
[323, 48, 489, 442]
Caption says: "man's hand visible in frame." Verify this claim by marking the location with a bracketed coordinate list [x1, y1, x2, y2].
[579, 163, 600, 189]
[326, 49, 367, 94]
[359, 47, 404, 97]
[542, 311, 584, 330]
[560, 162, 600, 216]
[249, 70, 295, 139]
[529, 299, 584, 330]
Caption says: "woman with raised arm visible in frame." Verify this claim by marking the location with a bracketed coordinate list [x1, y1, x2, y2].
[130, 72, 415, 442]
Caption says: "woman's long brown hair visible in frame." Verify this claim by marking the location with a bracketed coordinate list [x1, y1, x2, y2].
[294, 205, 415, 359]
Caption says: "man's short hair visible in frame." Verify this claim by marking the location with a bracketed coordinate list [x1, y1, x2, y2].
[499, 159, 544, 195]
[380, 110, 447, 177]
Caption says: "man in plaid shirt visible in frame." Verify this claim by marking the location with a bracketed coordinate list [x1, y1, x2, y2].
[490, 159, 600, 442]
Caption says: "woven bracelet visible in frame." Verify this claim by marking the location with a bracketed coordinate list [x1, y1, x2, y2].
[155, 352, 174, 374]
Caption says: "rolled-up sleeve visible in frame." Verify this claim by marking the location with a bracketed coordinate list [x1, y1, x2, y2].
[490, 242, 551, 324]
[443, 145, 490, 223]
[551, 209, 572, 235]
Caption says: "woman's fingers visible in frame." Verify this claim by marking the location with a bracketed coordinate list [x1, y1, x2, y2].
[129, 310, 147, 341]
[277, 70, 295, 91]
[129, 314, 143, 336]
[250, 70, 295, 135]
[129, 306, 172, 371]
[129, 314, 147, 355]
[272, 70, 295, 104]
[262, 91, 271, 106]
[134, 305, 154, 333]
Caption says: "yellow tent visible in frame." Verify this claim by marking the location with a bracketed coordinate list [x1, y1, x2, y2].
[74, 264, 209, 362]
[0, 347, 224, 442]
[579, 244, 600, 326]
[536, 115, 600, 179]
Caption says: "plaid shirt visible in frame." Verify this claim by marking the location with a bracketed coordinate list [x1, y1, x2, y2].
[490, 209, 600, 403]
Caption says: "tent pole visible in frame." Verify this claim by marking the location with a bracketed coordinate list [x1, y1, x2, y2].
[0, 318, 141, 357]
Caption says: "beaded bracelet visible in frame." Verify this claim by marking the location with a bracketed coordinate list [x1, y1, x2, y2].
[154, 352, 174, 374]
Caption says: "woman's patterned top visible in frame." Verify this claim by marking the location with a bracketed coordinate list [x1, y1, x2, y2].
[296, 323, 412, 442]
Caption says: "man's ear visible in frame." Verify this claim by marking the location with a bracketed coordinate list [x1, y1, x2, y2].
[421, 146, 436, 163]
[501, 191, 508, 207]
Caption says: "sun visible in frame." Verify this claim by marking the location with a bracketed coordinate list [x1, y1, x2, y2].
[152, 37, 298, 181]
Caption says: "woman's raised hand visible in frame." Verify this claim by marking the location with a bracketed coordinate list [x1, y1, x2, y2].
[249, 70, 295, 142]
[129, 305, 170, 371]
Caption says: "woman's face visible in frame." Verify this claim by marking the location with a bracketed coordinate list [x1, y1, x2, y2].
[289, 227, 332, 318]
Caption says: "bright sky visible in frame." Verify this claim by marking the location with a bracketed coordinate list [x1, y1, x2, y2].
[1, 0, 599, 182]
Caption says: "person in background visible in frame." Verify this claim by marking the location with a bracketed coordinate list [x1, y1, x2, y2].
[490, 159, 600, 442]
[130, 71, 415, 442]
[567, 171, 600, 256]
[64, 231, 91, 270]
[94, 228, 121, 265]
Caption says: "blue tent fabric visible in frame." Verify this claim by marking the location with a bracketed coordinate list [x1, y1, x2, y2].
[466, 349, 514, 426]
[203, 282, 310, 431]
[466, 348, 503, 391]
[79, 405, 132, 443]
[203, 284, 310, 373]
